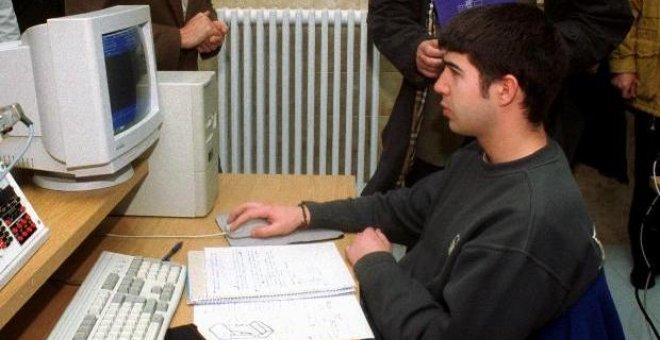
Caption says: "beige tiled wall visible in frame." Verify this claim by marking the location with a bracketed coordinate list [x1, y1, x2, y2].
[209, 0, 400, 139]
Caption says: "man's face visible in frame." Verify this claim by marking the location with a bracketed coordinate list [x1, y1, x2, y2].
[433, 52, 496, 137]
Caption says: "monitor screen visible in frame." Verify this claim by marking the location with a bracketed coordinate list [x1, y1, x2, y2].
[103, 26, 151, 135]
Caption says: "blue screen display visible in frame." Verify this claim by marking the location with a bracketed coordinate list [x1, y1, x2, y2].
[102, 26, 151, 135]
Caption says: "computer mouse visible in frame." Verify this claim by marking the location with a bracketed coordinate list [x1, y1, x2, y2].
[216, 214, 269, 239]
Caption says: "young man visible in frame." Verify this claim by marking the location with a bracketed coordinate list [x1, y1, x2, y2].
[228, 4, 603, 339]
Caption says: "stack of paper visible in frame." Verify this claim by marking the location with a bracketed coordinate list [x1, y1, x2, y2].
[188, 242, 373, 340]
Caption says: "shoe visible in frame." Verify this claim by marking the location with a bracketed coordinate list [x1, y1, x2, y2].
[631, 266, 656, 289]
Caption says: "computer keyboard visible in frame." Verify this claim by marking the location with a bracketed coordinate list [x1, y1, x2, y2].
[48, 251, 186, 340]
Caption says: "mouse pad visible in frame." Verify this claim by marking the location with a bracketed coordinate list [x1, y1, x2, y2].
[216, 214, 344, 246]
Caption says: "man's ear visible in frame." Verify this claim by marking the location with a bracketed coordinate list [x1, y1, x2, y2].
[495, 74, 520, 106]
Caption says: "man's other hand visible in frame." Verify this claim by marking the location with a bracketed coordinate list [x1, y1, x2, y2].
[416, 39, 444, 78]
[346, 227, 392, 265]
[611, 72, 639, 99]
[180, 11, 225, 49]
[197, 20, 229, 53]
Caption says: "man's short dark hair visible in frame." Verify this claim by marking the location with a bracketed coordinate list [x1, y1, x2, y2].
[438, 3, 568, 124]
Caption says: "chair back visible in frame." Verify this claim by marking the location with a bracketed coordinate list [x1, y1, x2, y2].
[539, 271, 625, 340]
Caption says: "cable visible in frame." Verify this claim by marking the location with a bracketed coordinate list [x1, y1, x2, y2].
[634, 288, 660, 339]
[0, 103, 35, 182]
[639, 193, 657, 276]
[48, 277, 82, 287]
[99, 231, 227, 239]
[635, 157, 660, 338]
[640, 157, 659, 277]
[653, 158, 660, 196]
[0, 123, 34, 181]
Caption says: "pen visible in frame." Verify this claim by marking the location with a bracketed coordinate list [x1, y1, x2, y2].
[162, 241, 183, 261]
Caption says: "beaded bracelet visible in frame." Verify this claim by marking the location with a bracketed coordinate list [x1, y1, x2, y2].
[298, 202, 309, 228]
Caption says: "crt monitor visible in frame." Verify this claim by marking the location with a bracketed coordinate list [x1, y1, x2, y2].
[0, 5, 162, 191]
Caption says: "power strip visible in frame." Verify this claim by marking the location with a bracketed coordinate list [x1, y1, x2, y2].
[0, 170, 49, 288]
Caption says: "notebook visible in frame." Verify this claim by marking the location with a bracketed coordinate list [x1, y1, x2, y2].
[194, 294, 374, 340]
[188, 242, 374, 339]
[187, 242, 356, 304]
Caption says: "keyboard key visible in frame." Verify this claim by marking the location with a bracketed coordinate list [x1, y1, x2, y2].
[102, 273, 120, 290]
[73, 315, 97, 340]
[156, 301, 168, 312]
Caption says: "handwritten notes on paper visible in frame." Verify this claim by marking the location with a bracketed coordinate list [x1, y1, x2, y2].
[194, 295, 373, 340]
[203, 243, 354, 302]
[188, 243, 374, 339]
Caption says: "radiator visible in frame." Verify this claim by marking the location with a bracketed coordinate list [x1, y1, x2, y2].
[216, 8, 381, 193]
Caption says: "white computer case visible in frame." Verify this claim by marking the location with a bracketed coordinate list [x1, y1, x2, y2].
[114, 71, 218, 217]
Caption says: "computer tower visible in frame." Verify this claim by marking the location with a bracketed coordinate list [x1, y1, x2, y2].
[114, 71, 218, 217]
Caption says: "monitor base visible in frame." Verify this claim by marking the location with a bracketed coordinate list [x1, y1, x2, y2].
[32, 165, 134, 191]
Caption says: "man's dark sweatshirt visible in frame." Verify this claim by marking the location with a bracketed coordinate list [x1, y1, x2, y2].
[306, 140, 602, 339]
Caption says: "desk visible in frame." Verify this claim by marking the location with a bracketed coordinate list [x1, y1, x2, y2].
[1, 174, 356, 339]
[0, 158, 149, 330]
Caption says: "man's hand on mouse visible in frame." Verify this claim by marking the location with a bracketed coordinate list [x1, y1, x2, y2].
[228, 202, 305, 238]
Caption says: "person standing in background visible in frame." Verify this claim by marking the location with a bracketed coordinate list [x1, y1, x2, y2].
[363, 0, 633, 195]
[11, 0, 64, 34]
[609, 0, 660, 289]
[66, 0, 228, 71]
[0, 0, 20, 42]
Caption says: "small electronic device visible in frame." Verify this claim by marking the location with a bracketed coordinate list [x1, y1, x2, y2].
[49, 251, 186, 340]
[0, 5, 162, 191]
[0, 165, 49, 288]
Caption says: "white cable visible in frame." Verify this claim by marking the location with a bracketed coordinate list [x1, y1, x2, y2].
[653, 158, 660, 197]
[102, 231, 227, 239]
[0, 123, 35, 182]
[638, 157, 659, 335]
[640, 158, 658, 278]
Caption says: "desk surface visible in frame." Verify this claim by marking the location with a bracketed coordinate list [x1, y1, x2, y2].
[1, 173, 356, 339]
[0, 159, 149, 330]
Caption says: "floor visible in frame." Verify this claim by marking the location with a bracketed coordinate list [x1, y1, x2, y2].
[574, 112, 659, 339]
[604, 244, 660, 340]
